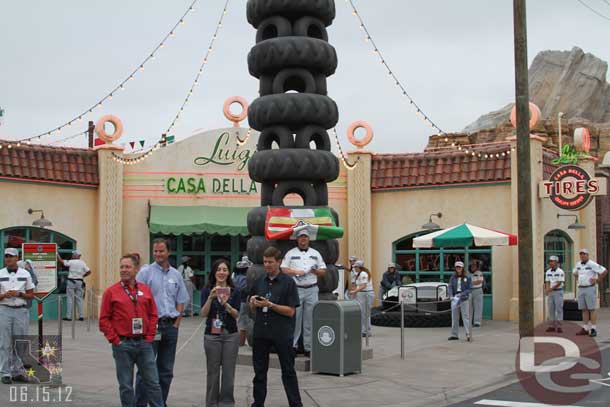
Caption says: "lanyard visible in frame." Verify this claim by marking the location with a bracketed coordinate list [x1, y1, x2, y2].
[120, 282, 139, 317]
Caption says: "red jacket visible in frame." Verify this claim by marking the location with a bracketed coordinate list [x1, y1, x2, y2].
[99, 281, 158, 345]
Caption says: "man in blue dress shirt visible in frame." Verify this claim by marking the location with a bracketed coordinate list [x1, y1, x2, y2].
[135, 238, 188, 407]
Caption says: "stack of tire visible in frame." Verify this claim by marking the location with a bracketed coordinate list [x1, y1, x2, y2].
[246, 0, 340, 299]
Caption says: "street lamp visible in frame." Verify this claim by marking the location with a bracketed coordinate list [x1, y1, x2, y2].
[557, 214, 585, 230]
[422, 212, 442, 230]
[27, 208, 53, 228]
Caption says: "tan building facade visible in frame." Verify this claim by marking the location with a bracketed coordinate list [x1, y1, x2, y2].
[0, 127, 607, 323]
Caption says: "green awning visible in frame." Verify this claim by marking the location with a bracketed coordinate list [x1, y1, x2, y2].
[149, 205, 250, 236]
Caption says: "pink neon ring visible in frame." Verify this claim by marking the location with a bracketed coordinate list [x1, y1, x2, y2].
[95, 115, 124, 143]
[347, 121, 374, 148]
[223, 96, 249, 126]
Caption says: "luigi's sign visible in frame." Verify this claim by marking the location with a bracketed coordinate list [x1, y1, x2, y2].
[539, 165, 606, 210]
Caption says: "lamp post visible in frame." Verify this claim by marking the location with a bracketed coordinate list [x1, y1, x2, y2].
[558, 112, 564, 153]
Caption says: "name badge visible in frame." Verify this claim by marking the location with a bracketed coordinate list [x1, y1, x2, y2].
[168, 278, 176, 284]
[132, 318, 143, 335]
[211, 318, 223, 335]
[262, 306, 269, 313]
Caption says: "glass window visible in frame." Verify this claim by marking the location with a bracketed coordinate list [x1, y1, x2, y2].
[419, 253, 440, 272]
[30, 228, 51, 243]
[183, 235, 205, 252]
[544, 230, 573, 291]
[210, 235, 231, 252]
[54, 233, 75, 250]
[239, 236, 249, 253]
[395, 253, 416, 271]
[5, 228, 26, 249]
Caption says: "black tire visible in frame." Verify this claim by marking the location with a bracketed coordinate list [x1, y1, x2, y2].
[294, 125, 331, 150]
[247, 236, 339, 265]
[248, 37, 338, 78]
[256, 16, 292, 43]
[248, 94, 338, 131]
[246, 264, 266, 292]
[247, 0, 336, 27]
[371, 306, 383, 317]
[248, 149, 339, 183]
[272, 68, 317, 94]
[257, 126, 295, 150]
[317, 264, 338, 293]
[564, 309, 583, 321]
[271, 181, 318, 206]
[371, 310, 452, 328]
[247, 206, 340, 236]
[293, 16, 328, 41]
[563, 299, 579, 311]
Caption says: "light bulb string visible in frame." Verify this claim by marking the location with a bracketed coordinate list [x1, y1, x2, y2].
[16, 0, 200, 143]
[345, 0, 445, 135]
[111, 0, 230, 166]
[332, 128, 360, 170]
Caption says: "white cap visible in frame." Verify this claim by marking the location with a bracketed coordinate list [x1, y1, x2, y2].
[549, 255, 559, 262]
[454, 261, 465, 268]
[579, 249, 589, 255]
[236, 255, 252, 268]
[72, 249, 82, 256]
[349, 256, 358, 261]
[4, 248, 18, 257]
[297, 229, 310, 238]
[387, 262, 397, 269]
[354, 260, 365, 268]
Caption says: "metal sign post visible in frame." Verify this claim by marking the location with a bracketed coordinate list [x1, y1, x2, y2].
[22, 243, 58, 359]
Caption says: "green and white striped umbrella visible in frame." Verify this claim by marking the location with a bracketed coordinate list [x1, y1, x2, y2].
[413, 223, 518, 248]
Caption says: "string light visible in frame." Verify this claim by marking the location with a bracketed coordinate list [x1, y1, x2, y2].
[332, 128, 359, 170]
[345, 0, 445, 135]
[111, 0, 230, 166]
[236, 128, 252, 146]
[13, 0, 200, 144]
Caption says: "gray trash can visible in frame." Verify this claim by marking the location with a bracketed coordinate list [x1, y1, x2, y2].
[311, 300, 361, 375]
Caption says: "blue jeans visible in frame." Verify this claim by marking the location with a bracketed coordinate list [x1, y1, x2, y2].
[112, 339, 163, 407]
[136, 320, 179, 407]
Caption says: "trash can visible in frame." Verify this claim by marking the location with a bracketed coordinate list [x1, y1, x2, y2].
[311, 300, 361, 375]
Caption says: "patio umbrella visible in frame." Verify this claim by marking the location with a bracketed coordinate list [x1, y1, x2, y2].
[412, 223, 518, 248]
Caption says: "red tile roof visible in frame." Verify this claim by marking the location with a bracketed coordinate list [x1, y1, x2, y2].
[543, 148, 559, 179]
[372, 143, 513, 190]
[0, 141, 98, 186]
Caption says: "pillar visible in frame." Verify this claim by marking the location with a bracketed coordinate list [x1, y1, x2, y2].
[347, 151, 373, 268]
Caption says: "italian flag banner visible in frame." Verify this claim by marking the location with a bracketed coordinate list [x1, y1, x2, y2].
[265, 207, 344, 241]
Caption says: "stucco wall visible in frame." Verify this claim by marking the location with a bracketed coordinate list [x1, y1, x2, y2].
[0, 180, 99, 290]
[371, 183, 515, 319]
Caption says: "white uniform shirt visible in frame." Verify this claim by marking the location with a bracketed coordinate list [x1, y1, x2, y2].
[355, 271, 373, 292]
[350, 267, 358, 285]
[64, 259, 90, 280]
[545, 267, 565, 289]
[178, 265, 194, 280]
[281, 246, 326, 287]
[0, 267, 35, 307]
[573, 260, 606, 287]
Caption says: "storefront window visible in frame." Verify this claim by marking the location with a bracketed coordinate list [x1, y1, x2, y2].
[1, 227, 77, 294]
[544, 230, 573, 292]
[151, 233, 249, 291]
[393, 231, 493, 319]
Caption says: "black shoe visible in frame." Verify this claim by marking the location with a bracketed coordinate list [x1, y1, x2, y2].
[556, 327, 563, 334]
[467, 336, 472, 342]
[78, 317, 84, 321]
[448, 336, 459, 341]
[12, 374, 28, 383]
[473, 323, 481, 327]
[545, 326, 556, 333]
[1, 376, 12, 384]
[62, 318, 72, 321]
[576, 328, 589, 336]
[590, 329, 597, 337]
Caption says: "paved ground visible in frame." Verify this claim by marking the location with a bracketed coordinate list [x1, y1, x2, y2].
[0, 309, 609, 407]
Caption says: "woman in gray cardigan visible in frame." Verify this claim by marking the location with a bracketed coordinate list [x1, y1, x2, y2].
[448, 261, 472, 342]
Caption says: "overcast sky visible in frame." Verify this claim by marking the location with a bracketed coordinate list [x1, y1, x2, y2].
[1, 0, 609, 153]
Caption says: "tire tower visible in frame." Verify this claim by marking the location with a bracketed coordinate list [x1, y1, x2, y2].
[246, 0, 340, 299]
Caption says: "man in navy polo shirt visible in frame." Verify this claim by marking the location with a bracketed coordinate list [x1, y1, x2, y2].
[249, 246, 302, 407]
[135, 238, 188, 406]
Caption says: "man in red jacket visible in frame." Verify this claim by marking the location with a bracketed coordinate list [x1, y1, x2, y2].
[99, 254, 164, 407]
